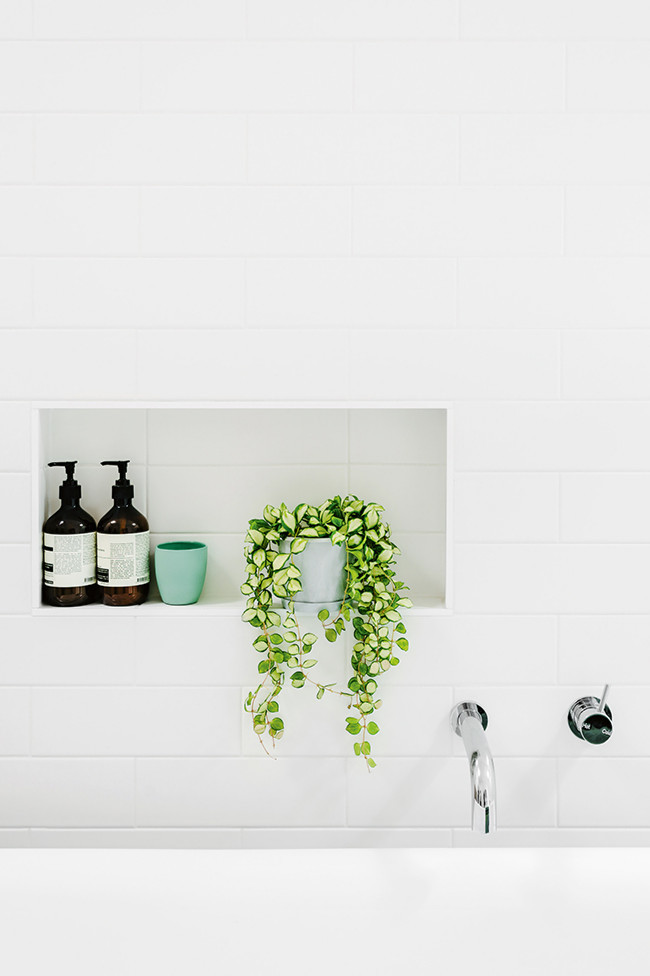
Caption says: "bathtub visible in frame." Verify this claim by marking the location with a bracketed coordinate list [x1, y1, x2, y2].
[0, 848, 646, 975]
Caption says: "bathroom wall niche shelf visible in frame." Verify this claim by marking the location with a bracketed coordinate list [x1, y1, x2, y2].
[31, 401, 451, 617]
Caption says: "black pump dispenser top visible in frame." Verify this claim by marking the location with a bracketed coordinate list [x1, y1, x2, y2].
[48, 460, 81, 502]
[101, 460, 134, 501]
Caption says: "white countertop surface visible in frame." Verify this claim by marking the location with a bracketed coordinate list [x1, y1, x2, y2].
[0, 848, 646, 976]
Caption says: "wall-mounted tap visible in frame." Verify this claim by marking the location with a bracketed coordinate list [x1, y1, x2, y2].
[567, 684, 613, 745]
[450, 702, 496, 834]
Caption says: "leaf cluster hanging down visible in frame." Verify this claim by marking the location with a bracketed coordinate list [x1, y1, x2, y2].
[241, 495, 412, 770]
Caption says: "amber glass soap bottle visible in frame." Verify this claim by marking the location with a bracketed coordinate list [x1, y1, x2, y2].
[42, 460, 97, 607]
[97, 460, 150, 606]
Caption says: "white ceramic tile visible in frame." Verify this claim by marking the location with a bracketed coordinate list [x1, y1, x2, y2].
[32, 688, 241, 756]
[458, 257, 650, 329]
[0, 260, 31, 328]
[454, 473, 559, 543]
[0, 830, 29, 846]
[0, 0, 31, 37]
[559, 616, 650, 685]
[0, 759, 134, 827]
[135, 688, 241, 756]
[27, 615, 136, 685]
[567, 186, 650, 256]
[568, 42, 650, 111]
[136, 758, 346, 826]
[136, 616, 257, 686]
[35, 115, 246, 186]
[248, 0, 458, 39]
[30, 828, 243, 848]
[49, 409, 146, 467]
[0, 331, 136, 400]
[141, 187, 350, 257]
[355, 42, 564, 111]
[242, 828, 452, 848]
[147, 408, 348, 466]
[454, 403, 650, 472]
[391, 532, 446, 603]
[563, 330, 650, 399]
[462, 0, 650, 39]
[457, 828, 650, 848]
[34, 258, 245, 329]
[455, 543, 650, 614]
[0, 188, 139, 256]
[0, 547, 30, 614]
[0, 41, 140, 111]
[0, 689, 29, 755]
[0, 475, 30, 543]
[137, 330, 350, 400]
[494, 759, 557, 827]
[147, 464, 348, 534]
[349, 409, 446, 465]
[246, 258, 456, 330]
[32, 689, 135, 756]
[382, 614, 557, 686]
[34, 0, 246, 38]
[0, 116, 31, 183]
[358, 686, 453, 758]
[248, 114, 458, 185]
[461, 114, 650, 184]
[562, 474, 650, 542]
[346, 757, 466, 827]
[142, 42, 353, 111]
[353, 186, 563, 257]
[559, 759, 650, 827]
[0, 619, 32, 685]
[348, 465, 446, 533]
[348, 330, 558, 400]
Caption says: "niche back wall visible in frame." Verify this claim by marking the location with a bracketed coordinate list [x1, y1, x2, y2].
[1, 1, 650, 847]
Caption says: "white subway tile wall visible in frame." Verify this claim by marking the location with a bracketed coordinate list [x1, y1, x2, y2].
[0, 2, 649, 847]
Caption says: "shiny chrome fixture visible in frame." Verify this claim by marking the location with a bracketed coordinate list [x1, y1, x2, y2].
[567, 684, 613, 745]
[450, 702, 496, 835]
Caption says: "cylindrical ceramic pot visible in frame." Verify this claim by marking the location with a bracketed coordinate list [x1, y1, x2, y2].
[279, 537, 346, 612]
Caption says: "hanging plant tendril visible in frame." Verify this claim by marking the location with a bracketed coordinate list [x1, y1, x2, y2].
[241, 496, 412, 771]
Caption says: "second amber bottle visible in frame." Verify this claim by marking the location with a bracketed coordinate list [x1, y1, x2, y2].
[96, 460, 149, 606]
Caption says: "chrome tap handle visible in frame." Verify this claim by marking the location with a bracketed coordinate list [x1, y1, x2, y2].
[567, 687, 613, 745]
[599, 684, 610, 713]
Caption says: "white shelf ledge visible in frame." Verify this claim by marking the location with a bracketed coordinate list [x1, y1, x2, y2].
[32, 597, 448, 617]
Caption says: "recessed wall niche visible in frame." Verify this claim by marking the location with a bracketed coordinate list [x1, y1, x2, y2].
[32, 402, 450, 614]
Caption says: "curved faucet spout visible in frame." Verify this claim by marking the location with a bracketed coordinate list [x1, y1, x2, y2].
[451, 703, 496, 835]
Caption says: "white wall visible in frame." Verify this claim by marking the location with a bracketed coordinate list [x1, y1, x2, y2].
[1, 0, 650, 847]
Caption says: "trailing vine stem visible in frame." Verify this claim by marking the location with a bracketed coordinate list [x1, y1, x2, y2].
[241, 495, 412, 770]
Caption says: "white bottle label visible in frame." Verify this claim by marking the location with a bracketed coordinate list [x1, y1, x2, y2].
[96, 531, 150, 587]
[43, 532, 96, 588]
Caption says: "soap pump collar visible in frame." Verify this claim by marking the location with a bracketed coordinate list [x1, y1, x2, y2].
[48, 460, 81, 502]
[101, 460, 134, 501]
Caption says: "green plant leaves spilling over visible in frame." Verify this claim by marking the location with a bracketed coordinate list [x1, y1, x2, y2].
[241, 496, 412, 771]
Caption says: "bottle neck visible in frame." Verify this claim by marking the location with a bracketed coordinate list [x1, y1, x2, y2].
[61, 496, 80, 509]
[113, 495, 132, 509]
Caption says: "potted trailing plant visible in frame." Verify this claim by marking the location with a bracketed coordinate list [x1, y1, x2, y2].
[241, 495, 412, 770]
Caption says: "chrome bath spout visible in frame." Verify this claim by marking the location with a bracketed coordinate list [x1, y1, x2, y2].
[451, 702, 496, 835]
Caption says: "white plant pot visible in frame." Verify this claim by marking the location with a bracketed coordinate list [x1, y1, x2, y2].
[279, 537, 347, 613]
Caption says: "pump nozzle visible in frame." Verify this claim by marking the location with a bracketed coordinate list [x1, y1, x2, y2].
[48, 461, 81, 501]
[101, 460, 134, 501]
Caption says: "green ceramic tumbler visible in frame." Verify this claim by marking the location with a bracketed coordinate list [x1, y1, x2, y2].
[155, 541, 208, 605]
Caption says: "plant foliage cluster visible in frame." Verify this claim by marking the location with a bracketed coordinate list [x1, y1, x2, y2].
[242, 495, 412, 769]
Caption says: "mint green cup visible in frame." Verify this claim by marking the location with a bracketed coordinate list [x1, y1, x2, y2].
[155, 542, 208, 605]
